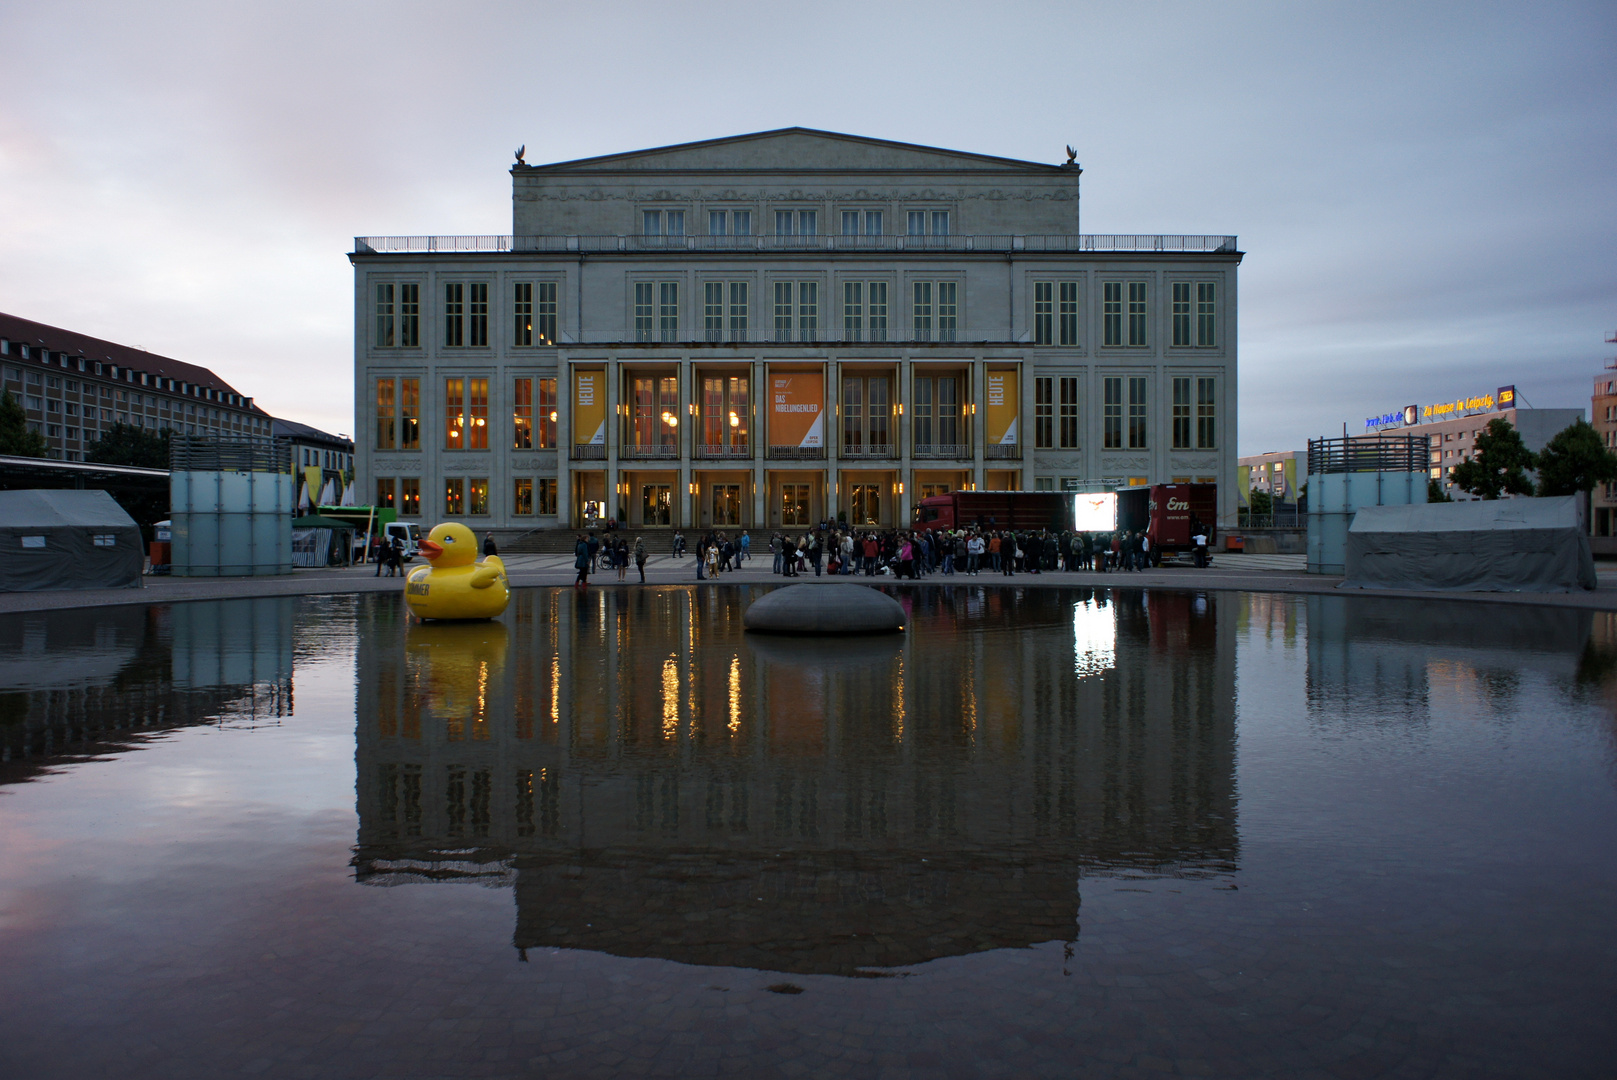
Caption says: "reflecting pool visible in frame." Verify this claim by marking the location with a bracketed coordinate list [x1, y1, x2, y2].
[1, 588, 1614, 1079]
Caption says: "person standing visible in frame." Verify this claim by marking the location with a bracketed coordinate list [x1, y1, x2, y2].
[635, 537, 648, 582]
[587, 532, 601, 572]
[739, 530, 750, 564]
[483, 533, 499, 557]
[573, 534, 591, 589]
[615, 538, 628, 582]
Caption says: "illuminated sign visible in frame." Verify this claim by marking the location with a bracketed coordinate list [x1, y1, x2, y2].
[1366, 390, 1507, 431]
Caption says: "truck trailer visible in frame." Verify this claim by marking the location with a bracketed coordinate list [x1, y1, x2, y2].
[1115, 484, 1217, 554]
[913, 491, 1072, 532]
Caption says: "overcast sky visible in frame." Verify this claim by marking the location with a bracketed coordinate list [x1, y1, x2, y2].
[1, 1, 1611, 453]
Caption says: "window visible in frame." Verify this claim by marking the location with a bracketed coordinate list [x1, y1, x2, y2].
[469, 478, 489, 515]
[710, 210, 727, 236]
[798, 281, 818, 341]
[376, 478, 396, 510]
[938, 281, 957, 341]
[842, 280, 888, 342]
[711, 209, 754, 236]
[401, 478, 420, 516]
[514, 478, 533, 515]
[631, 376, 679, 450]
[1059, 377, 1078, 448]
[1198, 283, 1216, 347]
[842, 374, 891, 452]
[1103, 282, 1122, 346]
[1035, 283, 1054, 346]
[1104, 377, 1122, 448]
[840, 210, 883, 236]
[773, 282, 793, 341]
[444, 284, 464, 347]
[634, 282, 653, 341]
[1197, 377, 1216, 448]
[1129, 282, 1147, 346]
[513, 378, 533, 449]
[1172, 283, 1192, 347]
[375, 283, 395, 347]
[444, 378, 487, 450]
[913, 281, 932, 340]
[912, 374, 960, 451]
[909, 280, 957, 341]
[1172, 377, 1192, 449]
[1128, 376, 1148, 448]
[701, 375, 749, 450]
[376, 378, 396, 449]
[658, 282, 679, 342]
[706, 282, 750, 342]
[513, 282, 558, 347]
[907, 210, 949, 236]
[445, 478, 464, 517]
[1058, 282, 1078, 345]
[643, 209, 683, 236]
[774, 210, 817, 236]
[1035, 377, 1054, 448]
[468, 283, 488, 347]
[399, 378, 419, 449]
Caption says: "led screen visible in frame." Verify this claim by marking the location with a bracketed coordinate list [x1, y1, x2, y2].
[1073, 492, 1116, 532]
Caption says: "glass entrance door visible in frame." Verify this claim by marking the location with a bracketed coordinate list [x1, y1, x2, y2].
[711, 484, 741, 526]
[781, 484, 810, 526]
[641, 484, 672, 526]
[851, 484, 881, 526]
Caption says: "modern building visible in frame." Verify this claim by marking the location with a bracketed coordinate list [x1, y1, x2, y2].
[350, 128, 1242, 534]
[1238, 450, 1305, 502]
[1419, 406, 1582, 498]
[0, 312, 271, 460]
[272, 417, 355, 503]
[1593, 337, 1617, 537]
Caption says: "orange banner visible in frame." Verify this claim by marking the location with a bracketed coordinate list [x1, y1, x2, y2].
[769, 371, 824, 448]
[986, 370, 1019, 446]
[574, 371, 605, 446]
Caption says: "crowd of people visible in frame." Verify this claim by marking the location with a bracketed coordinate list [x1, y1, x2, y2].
[571, 520, 1210, 588]
[756, 522, 1202, 578]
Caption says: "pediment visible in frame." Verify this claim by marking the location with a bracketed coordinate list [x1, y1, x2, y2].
[524, 128, 1064, 174]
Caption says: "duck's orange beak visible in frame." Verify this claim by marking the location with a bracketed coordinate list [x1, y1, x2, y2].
[419, 539, 443, 560]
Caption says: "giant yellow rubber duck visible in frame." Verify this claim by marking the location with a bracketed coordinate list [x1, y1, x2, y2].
[404, 522, 509, 620]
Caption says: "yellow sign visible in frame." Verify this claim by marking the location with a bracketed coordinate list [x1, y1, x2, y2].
[574, 371, 605, 446]
[769, 371, 824, 448]
[1423, 393, 1495, 420]
[1237, 465, 1251, 506]
[985, 370, 1019, 446]
[302, 465, 322, 502]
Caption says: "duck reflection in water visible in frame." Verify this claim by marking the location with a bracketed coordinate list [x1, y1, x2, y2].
[355, 586, 1239, 976]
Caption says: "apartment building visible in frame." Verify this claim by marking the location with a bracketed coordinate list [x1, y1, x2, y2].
[349, 128, 1242, 532]
[0, 312, 270, 460]
[1592, 368, 1617, 535]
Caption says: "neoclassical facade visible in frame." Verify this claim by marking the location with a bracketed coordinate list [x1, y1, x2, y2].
[350, 129, 1242, 532]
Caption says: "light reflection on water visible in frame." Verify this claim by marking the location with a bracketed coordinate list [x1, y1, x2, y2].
[0, 587, 1614, 1079]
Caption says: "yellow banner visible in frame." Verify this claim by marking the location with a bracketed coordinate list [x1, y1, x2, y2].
[574, 370, 605, 446]
[985, 370, 1019, 446]
[1237, 465, 1250, 506]
[769, 370, 824, 448]
[1282, 457, 1297, 499]
[303, 465, 323, 502]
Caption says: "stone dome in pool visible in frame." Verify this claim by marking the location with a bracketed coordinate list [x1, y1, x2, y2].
[742, 583, 905, 635]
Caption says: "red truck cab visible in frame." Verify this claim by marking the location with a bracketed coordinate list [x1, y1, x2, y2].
[1115, 484, 1217, 553]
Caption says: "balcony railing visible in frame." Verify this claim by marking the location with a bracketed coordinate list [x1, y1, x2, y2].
[696, 443, 752, 459]
[913, 443, 970, 459]
[768, 445, 825, 461]
[583, 326, 1023, 345]
[841, 444, 896, 460]
[984, 444, 1022, 460]
[621, 444, 679, 460]
[355, 233, 1240, 255]
[571, 444, 606, 460]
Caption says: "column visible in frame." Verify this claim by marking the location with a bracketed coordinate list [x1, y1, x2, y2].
[898, 354, 912, 525]
[827, 358, 840, 522]
[972, 354, 987, 491]
[753, 356, 767, 528]
[557, 358, 572, 526]
[604, 358, 619, 523]
[679, 356, 693, 528]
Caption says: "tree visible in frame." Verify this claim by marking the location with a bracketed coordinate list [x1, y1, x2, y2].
[85, 422, 171, 469]
[0, 389, 46, 456]
[1427, 478, 1453, 503]
[1534, 419, 1617, 497]
[1451, 417, 1536, 499]
[1245, 489, 1273, 516]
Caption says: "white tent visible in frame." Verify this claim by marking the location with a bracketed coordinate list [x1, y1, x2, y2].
[1341, 496, 1597, 593]
[318, 478, 335, 506]
[339, 480, 357, 506]
[297, 483, 311, 513]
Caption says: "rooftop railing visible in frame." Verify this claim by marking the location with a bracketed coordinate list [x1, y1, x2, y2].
[354, 233, 1239, 255]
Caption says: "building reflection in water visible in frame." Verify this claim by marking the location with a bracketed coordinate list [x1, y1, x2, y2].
[354, 585, 1238, 976]
[0, 598, 296, 784]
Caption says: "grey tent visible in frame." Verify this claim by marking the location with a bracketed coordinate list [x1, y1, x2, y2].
[1341, 496, 1596, 593]
[0, 489, 144, 592]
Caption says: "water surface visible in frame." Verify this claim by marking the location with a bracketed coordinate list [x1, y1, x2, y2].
[1, 587, 1613, 1079]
